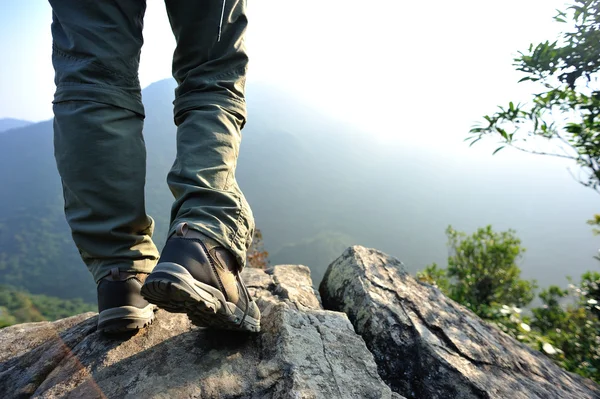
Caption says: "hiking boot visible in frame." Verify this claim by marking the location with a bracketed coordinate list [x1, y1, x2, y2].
[97, 268, 157, 334]
[140, 223, 260, 332]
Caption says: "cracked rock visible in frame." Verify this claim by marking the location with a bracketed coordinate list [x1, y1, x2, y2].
[0, 265, 395, 399]
[319, 246, 600, 399]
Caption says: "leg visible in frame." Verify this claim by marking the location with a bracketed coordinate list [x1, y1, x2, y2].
[50, 0, 158, 332]
[165, 0, 254, 268]
[142, 0, 260, 332]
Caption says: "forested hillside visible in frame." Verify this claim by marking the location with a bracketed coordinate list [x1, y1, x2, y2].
[0, 285, 94, 327]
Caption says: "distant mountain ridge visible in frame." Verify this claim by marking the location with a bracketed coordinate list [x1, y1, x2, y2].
[0, 118, 33, 133]
[0, 78, 597, 303]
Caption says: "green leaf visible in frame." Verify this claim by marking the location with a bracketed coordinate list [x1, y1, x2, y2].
[496, 128, 509, 140]
[492, 146, 505, 155]
[469, 137, 482, 147]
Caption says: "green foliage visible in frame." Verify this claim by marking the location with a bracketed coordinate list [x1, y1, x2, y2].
[523, 273, 600, 381]
[416, 263, 450, 292]
[0, 307, 17, 328]
[0, 208, 96, 302]
[418, 225, 536, 316]
[468, 0, 600, 193]
[0, 284, 95, 328]
[588, 214, 600, 236]
[531, 285, 570, 333]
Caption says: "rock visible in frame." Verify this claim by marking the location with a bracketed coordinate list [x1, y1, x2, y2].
[0, 312, 96, 363]
[0, 265, 395, 399]
[319, 246, 600, 399]
[270, 265, 322, 310]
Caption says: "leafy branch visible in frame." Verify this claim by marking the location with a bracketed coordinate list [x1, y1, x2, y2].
[467, 0, 600, 193]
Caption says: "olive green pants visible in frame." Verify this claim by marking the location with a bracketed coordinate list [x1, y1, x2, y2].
[50, 0, 254, 282]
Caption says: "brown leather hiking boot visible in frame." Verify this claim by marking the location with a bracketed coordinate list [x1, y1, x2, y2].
[97, 268, 156, 334]
[140, 223, 260, 332]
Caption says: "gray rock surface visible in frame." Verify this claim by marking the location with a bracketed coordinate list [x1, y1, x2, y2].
[319, 246, 600, 399]
[0, 265, 396, 399]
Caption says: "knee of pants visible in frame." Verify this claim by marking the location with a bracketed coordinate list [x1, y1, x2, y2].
[52, 48, 145, 116]
[50, 1, 145, 114]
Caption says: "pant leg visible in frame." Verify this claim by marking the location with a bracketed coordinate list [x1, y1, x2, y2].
[164, 0, 254, 269]
[50, 0, 159, 282]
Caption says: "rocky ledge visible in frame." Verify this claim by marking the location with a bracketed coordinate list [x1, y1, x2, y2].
[0, 265, 398, 399]
[320, 246, 600, 399]
[1, 246, 598, 399]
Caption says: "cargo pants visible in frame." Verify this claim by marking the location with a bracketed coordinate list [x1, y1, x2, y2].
[49, 0, 254, 282]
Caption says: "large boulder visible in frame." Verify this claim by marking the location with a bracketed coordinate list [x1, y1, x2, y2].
[319, 246, 600, 399]
[0, 265, 399, 399]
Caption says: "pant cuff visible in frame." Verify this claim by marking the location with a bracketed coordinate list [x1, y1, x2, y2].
[90, 258, 157, 283]
[54, 83, 145, 116]
[168, 220, 249, 270]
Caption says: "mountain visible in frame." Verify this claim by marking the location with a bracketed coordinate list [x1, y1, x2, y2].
[0, 118, 33, 133]
[0, 120, 87, 299]
[0, 78, 597, 303]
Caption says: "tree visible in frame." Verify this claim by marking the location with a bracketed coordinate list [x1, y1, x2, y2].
[246, 228, 269, 269]
[467, 0, 600, 193]
[418, 225, 536, 317]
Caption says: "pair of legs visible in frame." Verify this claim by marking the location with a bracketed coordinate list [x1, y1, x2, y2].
[50, 0, 257, 332]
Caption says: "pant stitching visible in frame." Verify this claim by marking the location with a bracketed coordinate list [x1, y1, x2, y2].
[229, 194, 249, 256]
[53, 44, 140, 84]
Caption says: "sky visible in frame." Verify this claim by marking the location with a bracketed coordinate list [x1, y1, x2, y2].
[1, 0, 567, 145]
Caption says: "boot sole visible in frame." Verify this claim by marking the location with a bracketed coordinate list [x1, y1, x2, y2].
[141, 262, 260, 333]
[98, 304, 156, 334]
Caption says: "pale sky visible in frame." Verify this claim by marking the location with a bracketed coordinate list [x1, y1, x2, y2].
[1, 0, 566, 146]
